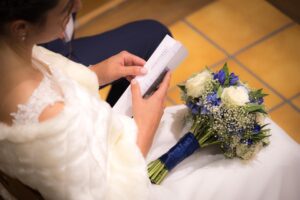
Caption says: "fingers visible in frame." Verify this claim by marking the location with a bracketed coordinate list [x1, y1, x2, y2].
[131, 79, 142, 105]
[126, 75, 134, 82]
[131, 70, 171, 108]
[118, 51, 147, 77]
[153, 71, 171, 99]
[120, 51, 146, 66]
[122, 66, 147, 77]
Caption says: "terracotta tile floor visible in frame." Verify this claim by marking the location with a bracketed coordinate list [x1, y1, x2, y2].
[167, 0, 300, 143]
[97, 0, 300, 143]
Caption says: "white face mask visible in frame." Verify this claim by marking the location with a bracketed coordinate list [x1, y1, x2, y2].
[64, 15, 74, 42]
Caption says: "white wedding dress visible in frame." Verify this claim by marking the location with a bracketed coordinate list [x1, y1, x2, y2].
[0, 46, 299, 200]
[149, 106, 300, 200]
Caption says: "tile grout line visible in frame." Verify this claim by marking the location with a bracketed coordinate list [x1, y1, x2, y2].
[269, 93, 300, 113]
[182, 19, 299, 113]
[287, 92, 300, 112]
[182, 19, 230, 57]
[232, 22, 295, 57]
[182, 19, 295, 59]
[233, 58, 300, 112]
[76, 0, 126, 30]
[267, 93, 300, 113]
[289, 92, 300, 101]
[268, 102, 286, 113]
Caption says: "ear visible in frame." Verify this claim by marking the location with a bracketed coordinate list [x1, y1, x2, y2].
[72, 0, 82, 13]
[9, 20, 30, 41]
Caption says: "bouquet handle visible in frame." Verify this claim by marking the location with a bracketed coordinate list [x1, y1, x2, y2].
[148, 132, 200, 184]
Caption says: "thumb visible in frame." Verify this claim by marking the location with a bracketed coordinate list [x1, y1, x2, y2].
[131, 79, 142, 104]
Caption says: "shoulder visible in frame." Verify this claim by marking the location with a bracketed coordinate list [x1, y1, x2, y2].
[0, 74, 64, 124]
[38, 101, 64, 122]
[0, 77, 40, 124]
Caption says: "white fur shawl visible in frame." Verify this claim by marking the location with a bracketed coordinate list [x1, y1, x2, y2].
[0, 46, 149, 200]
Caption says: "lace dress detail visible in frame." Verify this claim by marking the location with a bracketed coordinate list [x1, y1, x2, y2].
[10, 60, 64, 125]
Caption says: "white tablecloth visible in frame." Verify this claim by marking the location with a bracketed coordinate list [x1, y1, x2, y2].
[148, 105, 300, 200]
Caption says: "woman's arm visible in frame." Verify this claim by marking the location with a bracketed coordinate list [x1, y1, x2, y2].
[131, 72, 171, 157]
[89, 51, 147, 86]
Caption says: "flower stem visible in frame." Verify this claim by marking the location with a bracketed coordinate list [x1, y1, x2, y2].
[148, 160, 168, 184]
[147, 121, 220, 184]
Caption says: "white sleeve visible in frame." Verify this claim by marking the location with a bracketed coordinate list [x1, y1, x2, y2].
[106, 112, 150, 200]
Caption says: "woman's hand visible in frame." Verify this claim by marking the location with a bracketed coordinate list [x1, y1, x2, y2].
[90, 51, 147, 86]
[131, 71, 171, 157]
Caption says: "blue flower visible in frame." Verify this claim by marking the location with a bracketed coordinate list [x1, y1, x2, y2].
[236, 128, 244, 136]
[229, 73, 239, 85]
[206, 93, 221, 106]
[187, 102, 200, 114]
[186, 102, 193, 110]
[250, 97, 264, 105]
[240, 139, 253, 145]
[196, 99, 203, 106]
[200, 106, 209, 114]
[253, 124, 261, 134]
[213, 70, 226, 85]
[247, 139, 253, 145]
[258, 98, 264, 105]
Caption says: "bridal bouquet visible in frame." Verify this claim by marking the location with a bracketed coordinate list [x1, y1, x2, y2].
[148, 63, 271, 184]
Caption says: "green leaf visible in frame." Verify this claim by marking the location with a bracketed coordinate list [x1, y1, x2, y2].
[222, 63, 230, 86]
[217, 86, 223, 98]
[222, 63, 229, 76]
[260, 129, 271, 133]
[251, 134, 270, 142]
[246, 104, 267, 114]
[177, 84, 186, 92]
[256, 109, 268, 114]
[249, 88, 268, 99]
[246, 104, 263, 111]
[260, 123, 270, 129]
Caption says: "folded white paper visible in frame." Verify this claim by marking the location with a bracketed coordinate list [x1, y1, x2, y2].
[113, 35, 188, 116]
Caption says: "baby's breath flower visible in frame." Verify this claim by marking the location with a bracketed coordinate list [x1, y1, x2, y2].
[256, 113, 266, 125]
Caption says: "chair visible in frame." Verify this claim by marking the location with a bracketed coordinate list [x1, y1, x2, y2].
[0, 171, 44, 200]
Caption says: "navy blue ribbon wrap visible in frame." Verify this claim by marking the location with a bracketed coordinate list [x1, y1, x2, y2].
[159, 132, 200, 171]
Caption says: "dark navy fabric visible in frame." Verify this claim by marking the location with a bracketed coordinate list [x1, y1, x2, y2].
[40, 20, 172, 106]
[159, 132, 200, 171]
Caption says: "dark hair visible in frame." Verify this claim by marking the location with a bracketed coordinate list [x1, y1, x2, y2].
[0, 0, 59, 34]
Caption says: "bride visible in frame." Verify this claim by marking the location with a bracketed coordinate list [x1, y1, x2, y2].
[0, 0, 169, 199]
[0, 0, 299, 200]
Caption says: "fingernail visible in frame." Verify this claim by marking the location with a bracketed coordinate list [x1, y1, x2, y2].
[131, 79, 137, 84]
[140, 68, 147, 74]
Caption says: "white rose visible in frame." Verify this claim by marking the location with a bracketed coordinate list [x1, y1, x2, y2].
[221, 86, 249, 106]
[185, 70, 212, 98]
